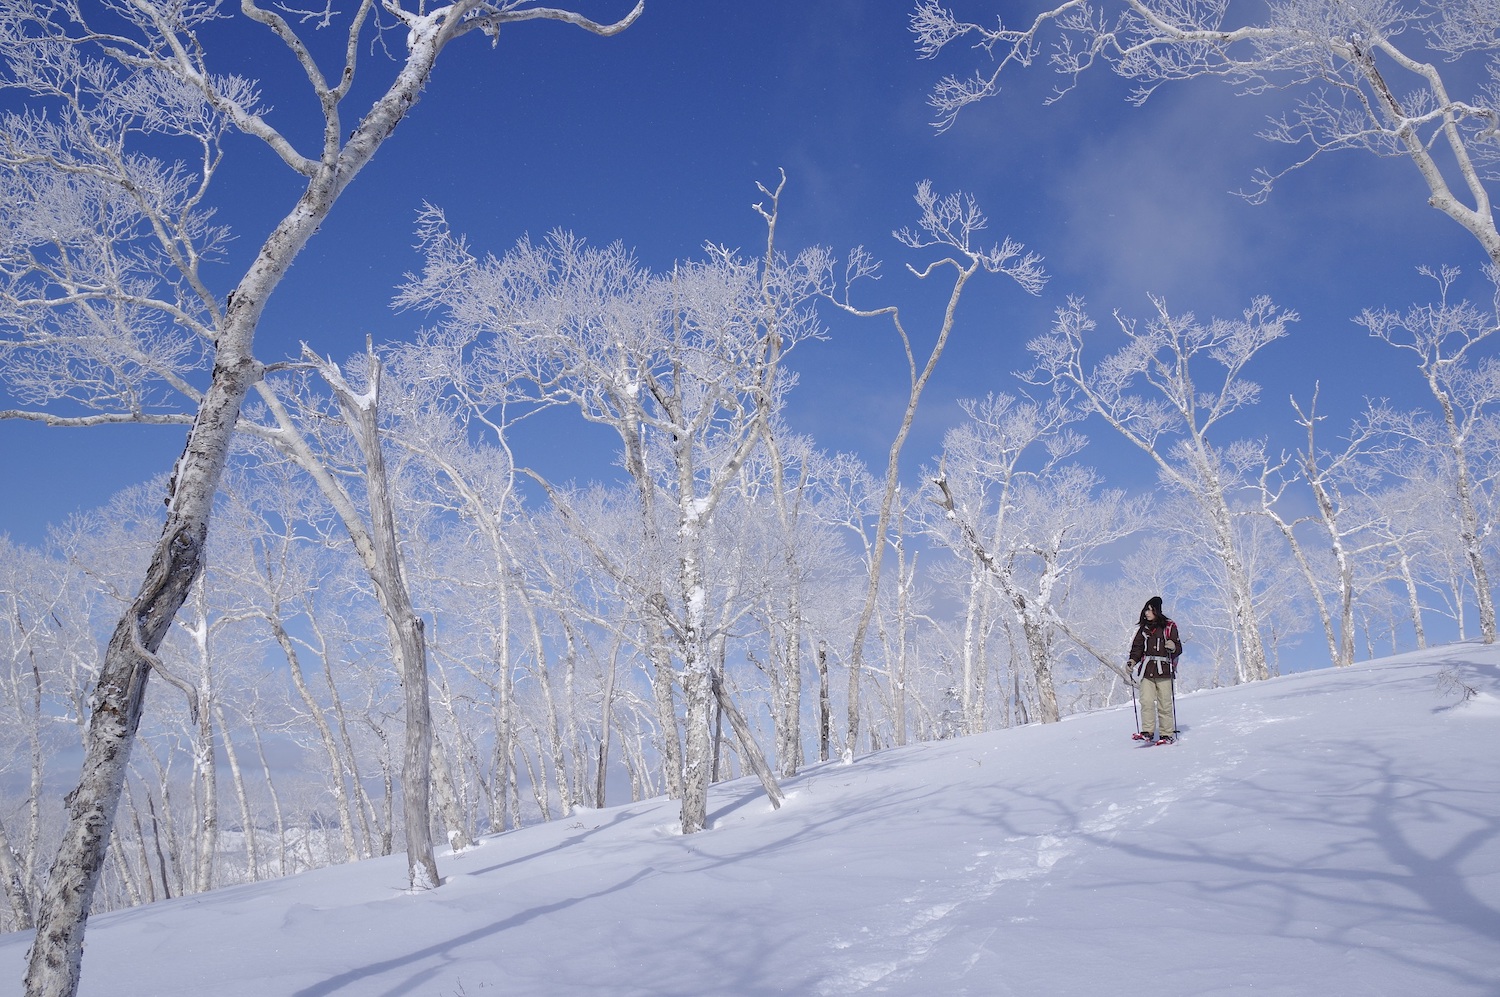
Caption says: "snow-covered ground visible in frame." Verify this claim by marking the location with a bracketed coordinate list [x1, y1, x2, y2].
[5, 643, 1499, 996]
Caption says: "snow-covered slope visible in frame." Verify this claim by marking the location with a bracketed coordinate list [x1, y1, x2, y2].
[5, 643, 1499, 996]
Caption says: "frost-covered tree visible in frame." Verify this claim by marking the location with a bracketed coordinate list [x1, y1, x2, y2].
[743, 432, 808, 771]
[398, 184, 824, 833]
[0, 538, 71, 932]
[1027, 294, 1296, 682]
[1358, 266, 1500, 642]
[0, 2, 644, 992]
[928, 392, 1079, 728]
[1364, 466, 1444, 646]
[212, 463, 381, 863]
[1250, 390, 1397, 667]
[830, 182, 1046, 759]
[929, 392, 1146, 724]
[739, 425, 857, 776]
[245, 346, 466, 887]
[379, 336, 547, 831]
[911, 0, 1500, 265]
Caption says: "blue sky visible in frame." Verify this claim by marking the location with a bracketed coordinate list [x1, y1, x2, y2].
[1, 0, 1485, 545]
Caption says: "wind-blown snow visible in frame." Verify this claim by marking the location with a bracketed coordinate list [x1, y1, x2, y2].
[5, 643, 1499, 996]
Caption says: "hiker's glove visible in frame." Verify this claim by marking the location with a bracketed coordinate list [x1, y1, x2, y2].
[1165, 640, 1177, 653]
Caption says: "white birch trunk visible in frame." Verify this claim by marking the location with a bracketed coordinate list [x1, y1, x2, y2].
[496, 585, 518, 832]
[0, 816, 33, 930]
[249, 723, 289, 878]
[759, 431, 807, 776]
[337, 360, 438, 890]
[710, 675, 785, 809]
[268, 613, 360, 861]
[191, 689, 217, 894]
[180, 592, 219, 895]
[24, 352, 248, 994]
[959, 562, 989, 734]
[213, 702, 257, 884]
[777, 584, 806, 777]
[892, 538, 912, 745]
[1397, 551, 1428, 649]
[1431, 377, 1498, 643]
[24, 3, 644, 984]
[595, 641, 621, 807]
[676, 499, 715, 834]
[1211, 495, 1270, 683]
[428, 740, 471, 854]
[27, 18, 431, 990]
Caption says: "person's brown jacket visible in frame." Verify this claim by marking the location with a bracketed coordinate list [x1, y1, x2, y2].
[1130, 618, 1181, 680]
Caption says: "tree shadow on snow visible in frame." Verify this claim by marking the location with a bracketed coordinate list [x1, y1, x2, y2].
[1088, 744, 1500, 991]
[289, 867, 654, 997]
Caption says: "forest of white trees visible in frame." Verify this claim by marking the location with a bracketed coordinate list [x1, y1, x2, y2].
[3, 2, 1500, 995]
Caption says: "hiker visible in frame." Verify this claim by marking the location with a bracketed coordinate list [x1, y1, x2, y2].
[1130, 595, 1181, 745]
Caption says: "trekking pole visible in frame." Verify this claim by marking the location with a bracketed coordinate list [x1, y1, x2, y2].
[1130, 670, 1140, 732]
[1168, 675, 1178, 739]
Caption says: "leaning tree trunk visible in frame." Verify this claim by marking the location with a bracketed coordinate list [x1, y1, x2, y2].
[22, 12, 490, 988]
[24, 312, 261, 996]
[711, 675, 785, 810]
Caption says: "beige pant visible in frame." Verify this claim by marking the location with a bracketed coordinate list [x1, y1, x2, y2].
[1140, 676, 1175, 737]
